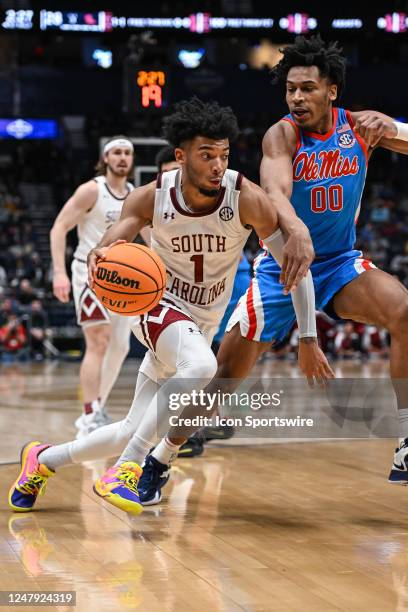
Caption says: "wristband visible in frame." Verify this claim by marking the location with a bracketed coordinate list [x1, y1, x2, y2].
[393, 121, 408, 141]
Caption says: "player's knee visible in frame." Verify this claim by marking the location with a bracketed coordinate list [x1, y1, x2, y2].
[181, 352, 218, 383]
[87, 331, 110, 355]
[109, 326, 130, 356]
[110, 336, 130, 360]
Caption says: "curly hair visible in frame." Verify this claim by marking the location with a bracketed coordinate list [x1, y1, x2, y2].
[272, 35, 346, 99]
[162, 97, 239, 147]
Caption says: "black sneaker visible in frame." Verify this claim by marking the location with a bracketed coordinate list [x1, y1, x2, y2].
[201, 425, 235, 441]
[177, 435, 205, 458]
[138, 455, 170, 506]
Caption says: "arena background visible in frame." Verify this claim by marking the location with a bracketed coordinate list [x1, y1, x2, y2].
[0, 1, 407, 360]
[3, 3, 408, 611]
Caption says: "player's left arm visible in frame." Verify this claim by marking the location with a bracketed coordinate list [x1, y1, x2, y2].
[239, 179, 334, 385]
[350, 110, 408, 154]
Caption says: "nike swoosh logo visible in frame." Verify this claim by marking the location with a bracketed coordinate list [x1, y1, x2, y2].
[393, 461, 406, 470]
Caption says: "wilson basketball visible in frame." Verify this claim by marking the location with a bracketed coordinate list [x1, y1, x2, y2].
[93, 243, 166, 315]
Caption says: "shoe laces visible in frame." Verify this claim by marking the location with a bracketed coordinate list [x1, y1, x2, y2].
[116, 466, 139, 495]
[19, 472, 48, 497]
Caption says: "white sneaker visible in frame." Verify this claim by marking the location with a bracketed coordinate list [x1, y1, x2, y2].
[389, 439, 408, 484]
[75, 404, 113, 439]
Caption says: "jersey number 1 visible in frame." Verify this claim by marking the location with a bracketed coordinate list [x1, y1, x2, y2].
[311, 184, 343, 213]
[190, 254, 204, 283]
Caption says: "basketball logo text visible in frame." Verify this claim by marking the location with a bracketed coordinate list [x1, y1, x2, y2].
[101, 296, 138, 309]
[96, 267, 140, 289]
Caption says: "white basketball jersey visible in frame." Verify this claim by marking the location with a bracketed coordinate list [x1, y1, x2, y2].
[151, 169, 251, 330]
[74, 176, 133, 261]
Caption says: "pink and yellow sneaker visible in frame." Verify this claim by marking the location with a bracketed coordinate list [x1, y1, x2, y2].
[8, 442, 54, 512]
[93, 462, 143, 516]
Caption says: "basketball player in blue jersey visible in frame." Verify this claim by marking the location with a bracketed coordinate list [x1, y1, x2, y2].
[216, 35, 408, 485]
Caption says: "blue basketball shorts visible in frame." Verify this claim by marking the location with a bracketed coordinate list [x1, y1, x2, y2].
[226, 249, 376, 343]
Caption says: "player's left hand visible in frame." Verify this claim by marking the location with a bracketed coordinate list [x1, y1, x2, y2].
[354, 112, 397, 148]
[298, 337, 335, 387]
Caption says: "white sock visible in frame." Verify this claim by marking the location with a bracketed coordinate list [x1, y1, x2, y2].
[151, 438, 180, 466]
[116, 434, 152, 467]
[39, 445, 72, 471]
[398, 408, 408, 445]
[83, 399, 101, 416]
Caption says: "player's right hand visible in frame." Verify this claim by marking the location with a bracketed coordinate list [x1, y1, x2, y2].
[87, 239, 126, 288]
[53, 272, 71, 303]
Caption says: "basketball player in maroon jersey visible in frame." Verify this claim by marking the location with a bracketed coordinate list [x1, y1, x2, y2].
[9, 98, 333, 515]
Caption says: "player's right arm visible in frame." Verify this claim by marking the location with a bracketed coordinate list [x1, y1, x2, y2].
[50, 180, 98, 303]
[261, 121, 315, 291]
[87, 182, 155, 286]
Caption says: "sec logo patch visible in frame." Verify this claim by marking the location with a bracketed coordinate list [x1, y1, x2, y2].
[219, 206, 234, 221]
[338, 133, 356, 148]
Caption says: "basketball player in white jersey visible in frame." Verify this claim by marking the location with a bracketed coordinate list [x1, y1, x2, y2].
[9, 98, 333, 516]
[50, 136, 134, 436]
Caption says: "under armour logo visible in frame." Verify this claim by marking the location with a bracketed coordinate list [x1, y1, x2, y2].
[164, 212, 175, 220]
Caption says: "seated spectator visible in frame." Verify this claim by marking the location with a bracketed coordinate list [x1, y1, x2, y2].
[0, 312, 28, 362]
[17, 278, 37, 307]
[0, 298, 19, 325]
[362, 326, 389, 359]
[334, 322, 363, 359]
[28, 299, 49, 360]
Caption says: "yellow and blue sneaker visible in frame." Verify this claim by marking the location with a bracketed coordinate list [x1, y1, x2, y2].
[8, 441, 54, 512]
[93, 462, 143, 516]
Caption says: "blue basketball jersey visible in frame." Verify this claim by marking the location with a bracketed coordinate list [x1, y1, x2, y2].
[284, 107, 367, 256]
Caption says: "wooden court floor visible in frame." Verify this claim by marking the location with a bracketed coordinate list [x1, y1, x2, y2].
[1, 359, 407, 611]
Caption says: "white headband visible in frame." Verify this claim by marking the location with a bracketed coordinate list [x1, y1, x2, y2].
[103, 138, 134, 154]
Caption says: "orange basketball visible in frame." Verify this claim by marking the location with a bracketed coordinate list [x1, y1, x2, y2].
[93, 243, 166, 315]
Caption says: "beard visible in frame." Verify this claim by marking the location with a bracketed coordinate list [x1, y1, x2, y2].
[198, 186, 220, 197]
[107, 163, 129, 177]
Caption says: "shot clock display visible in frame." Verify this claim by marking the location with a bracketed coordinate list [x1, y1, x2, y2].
[136, 70, 166, 108]
[124, 67, 169, 113]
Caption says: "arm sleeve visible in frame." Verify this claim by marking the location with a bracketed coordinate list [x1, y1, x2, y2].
[262, 229, 317, 338]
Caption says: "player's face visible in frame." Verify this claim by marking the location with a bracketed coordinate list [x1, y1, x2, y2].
[177, 137, 229, 197]
[286, 66, 337, 130]
[104, 146, 134, 177]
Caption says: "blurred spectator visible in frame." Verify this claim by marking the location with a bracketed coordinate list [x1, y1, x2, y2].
[17, 279, 37, 307]
[0, 312, 28, 362]
[362, 326, 389, 359]
[0, 264, 7, 290]
[334, 322, 364, 359]
[316, 312, 337, 355]
[28, 299, 49, 360]
[0, 298, 18, 324]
